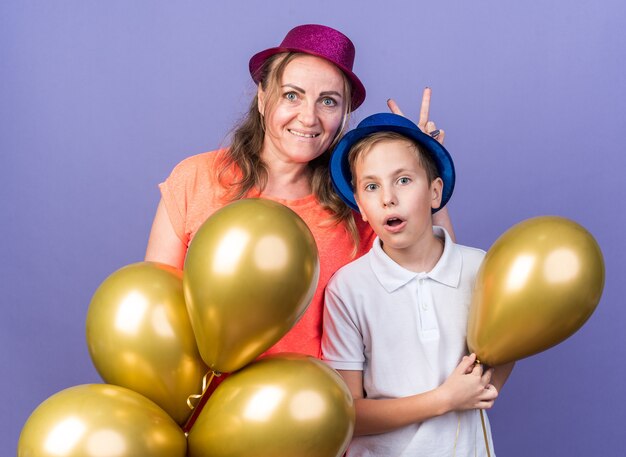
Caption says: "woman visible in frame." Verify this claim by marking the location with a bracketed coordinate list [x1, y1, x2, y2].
[145, 24, 452, 358]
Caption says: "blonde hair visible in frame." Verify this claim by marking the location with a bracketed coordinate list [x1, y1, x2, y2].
[217, 52, 360, 252]
[348, 131, 440, 188]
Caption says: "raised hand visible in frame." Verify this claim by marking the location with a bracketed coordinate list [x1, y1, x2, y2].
[387, 87, 445, 145]
[438, 353, 498, 412]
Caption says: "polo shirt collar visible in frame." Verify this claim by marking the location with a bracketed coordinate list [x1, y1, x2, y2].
[369, 226, 462, 293]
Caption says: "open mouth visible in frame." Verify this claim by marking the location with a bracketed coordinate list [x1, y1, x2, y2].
[386, 217, 404, 227]
[288, 129, 320, 138]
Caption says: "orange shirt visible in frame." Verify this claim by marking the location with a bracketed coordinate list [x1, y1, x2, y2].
[160, 149, 376, 358]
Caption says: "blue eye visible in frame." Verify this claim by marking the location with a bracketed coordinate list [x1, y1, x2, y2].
[398, 177, 411, 185]
[285, 92, 297, 101]
[322, 97, 336, 107]
[365, 183, 378, 191]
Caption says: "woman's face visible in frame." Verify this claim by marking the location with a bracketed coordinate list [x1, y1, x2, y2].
[258, 54, 347, 167]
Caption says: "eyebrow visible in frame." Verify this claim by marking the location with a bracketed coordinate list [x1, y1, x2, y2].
[282, 84, 343, 98]
[357, 168, 414, 182]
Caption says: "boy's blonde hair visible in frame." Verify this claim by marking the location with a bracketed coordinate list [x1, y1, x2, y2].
[347, 131, 440, 189]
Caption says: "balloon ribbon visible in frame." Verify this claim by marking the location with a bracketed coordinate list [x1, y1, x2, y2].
[476, 359, 492, 457]
[184, 371, 221, 433]
[452, 413, 460, 456]
[479, 409, 491, 457]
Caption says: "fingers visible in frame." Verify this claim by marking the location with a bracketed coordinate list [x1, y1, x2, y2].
[390, 89, 443, 146]
[481, 368, 494, 385]
[482, 384, 498, 400]
[387, 98, 404, 116]
[457, 353, 477, 373]
[463, 359, 475, 374]
[418, 87, 431, 129]
[471, 361, 483, 377]
[476, 399, 496, 410]
[424, 120, 445, 145]
[475, 384, 499, 409]
[425, 121, 437, 134]
[435, 129, 445, 145]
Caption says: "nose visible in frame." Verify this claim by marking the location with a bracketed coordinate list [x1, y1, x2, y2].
[297, 100, 317, 127]
[382, 188, 397, 207]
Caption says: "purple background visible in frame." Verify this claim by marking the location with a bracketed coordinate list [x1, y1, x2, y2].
[3, 1, 625, 455]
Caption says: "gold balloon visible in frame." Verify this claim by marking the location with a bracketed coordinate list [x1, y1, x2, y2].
[183, 199, 320, 374]
[187, 354, 354, 457]
[18, 384, 187, 457]
[467, 216, 605, 366]
[86, 262, 208, 425]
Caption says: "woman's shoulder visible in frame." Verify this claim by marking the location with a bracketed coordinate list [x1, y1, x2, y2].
[169, 149, 227, 175]
[163, 149, 234, 192]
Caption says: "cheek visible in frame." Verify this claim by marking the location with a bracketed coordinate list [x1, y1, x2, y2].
[317, 113, 344, 150]
[355, 196, 375, 223]
[322, 110, 344, 134]
[264, 104, 292, 132]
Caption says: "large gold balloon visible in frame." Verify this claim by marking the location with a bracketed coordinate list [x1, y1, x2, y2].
[86, 262, 208, 425]
[183, 199, 319, 374]
[18, 384, 187, 457]
[187, 354, 354, 457]
[467, 216, 605, 366]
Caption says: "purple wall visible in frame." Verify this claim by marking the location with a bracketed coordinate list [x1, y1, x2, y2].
[3, 1, 625, 455]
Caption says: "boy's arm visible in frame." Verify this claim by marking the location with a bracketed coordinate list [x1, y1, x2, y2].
[339, 354, 497, 436]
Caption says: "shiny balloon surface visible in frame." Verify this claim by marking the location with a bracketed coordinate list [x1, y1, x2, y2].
[467, 216, 605, 366]
[18, 384, 187, 457]
[187, 354, 354, 457]
[184, 199, 319, 373]
[86, 262, 208, 424]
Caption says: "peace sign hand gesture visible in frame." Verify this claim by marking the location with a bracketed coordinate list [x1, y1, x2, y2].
[387, 87, 445, 145]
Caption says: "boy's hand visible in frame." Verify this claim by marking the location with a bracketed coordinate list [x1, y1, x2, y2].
[387, 87, 446, 145]
[438, 353, 498, 412]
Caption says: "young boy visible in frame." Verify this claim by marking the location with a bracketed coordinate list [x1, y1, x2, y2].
[323, 113, 514, 456]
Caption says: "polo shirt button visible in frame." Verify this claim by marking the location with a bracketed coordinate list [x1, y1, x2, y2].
[422, 303, 428, 310]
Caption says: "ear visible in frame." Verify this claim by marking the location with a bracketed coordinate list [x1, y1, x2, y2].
[257, 85, 266, 116]
[431, 177, 444, 210]
[355, 195, 368, 222]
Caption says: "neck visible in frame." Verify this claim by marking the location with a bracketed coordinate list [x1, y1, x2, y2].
[383, 230, 444, 273]
[259, 149, 313, 200]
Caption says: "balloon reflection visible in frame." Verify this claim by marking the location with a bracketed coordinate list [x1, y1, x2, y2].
[544, 248, 580, 283]
[151, 305, 176, 338]
[505, 254, 536, 292]
[86, 429, 126, 457]
[212, 228, 250, 275]
[114, 292, 148, 335]
[244, 387, 285, 422]
[254, 235, 288, 271]
[290, 390, 326, 421]
[44, 417, 86, 455]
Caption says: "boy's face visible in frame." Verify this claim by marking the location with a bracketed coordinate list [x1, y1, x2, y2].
[354, 139, 443, 256]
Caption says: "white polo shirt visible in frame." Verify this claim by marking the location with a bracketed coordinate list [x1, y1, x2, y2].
[322, 227, 495, 457]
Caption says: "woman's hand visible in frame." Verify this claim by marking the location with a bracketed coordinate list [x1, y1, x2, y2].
[388, 87, 455, 240]
[387, 87, 445, 145]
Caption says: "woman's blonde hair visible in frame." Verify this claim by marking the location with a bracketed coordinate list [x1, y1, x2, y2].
[217, 52, 360, 252]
